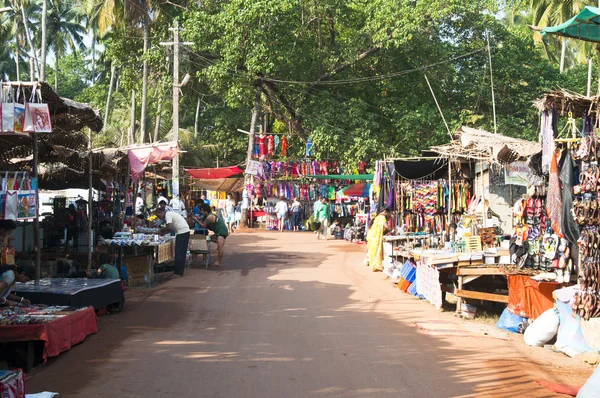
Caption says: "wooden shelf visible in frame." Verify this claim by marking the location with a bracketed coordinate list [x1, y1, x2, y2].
[455, 289, 509, 303]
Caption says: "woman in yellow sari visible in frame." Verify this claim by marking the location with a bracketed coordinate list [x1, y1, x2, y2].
[366, 208, 392, 272]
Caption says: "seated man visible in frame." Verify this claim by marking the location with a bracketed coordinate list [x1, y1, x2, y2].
[97, 253, 120, 279]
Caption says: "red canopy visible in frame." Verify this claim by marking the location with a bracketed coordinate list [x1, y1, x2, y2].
[185, 166, 243, 179]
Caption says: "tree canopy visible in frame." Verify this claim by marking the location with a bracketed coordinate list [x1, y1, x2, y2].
[1, 0, 593, 167]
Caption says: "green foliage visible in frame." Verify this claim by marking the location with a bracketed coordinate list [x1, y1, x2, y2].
[0, 0, 595, 168]
[46, 52, 91, 101]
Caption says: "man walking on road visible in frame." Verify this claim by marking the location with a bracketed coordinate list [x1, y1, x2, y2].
[155, 208, 190, 277]
[314, 196, 330, 240]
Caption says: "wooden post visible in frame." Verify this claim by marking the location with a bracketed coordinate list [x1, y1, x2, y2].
[130, 90, 136, 145]
[33, 132, 41, 280]
[456, 274, 463, 314]
[87, 128, 93, 275]
[154, 96, 162, 142]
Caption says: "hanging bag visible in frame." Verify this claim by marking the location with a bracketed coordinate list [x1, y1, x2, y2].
[1, 86, 15, 133]
[13, 85, 26, 134]
[17, 172, 36, 219]
[22, 86, 35, 133]
[0, 171, 7, 219]
[4, 172, 19, 220]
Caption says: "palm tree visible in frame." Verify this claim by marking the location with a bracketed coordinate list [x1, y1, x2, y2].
[41, 0, 85, 93]
[2, 0, 41, 79]
[80, 0, 157, 143]
[528, 0, 587, 71]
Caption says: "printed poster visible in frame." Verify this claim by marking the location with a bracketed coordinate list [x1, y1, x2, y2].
[504, 161, 530, 187]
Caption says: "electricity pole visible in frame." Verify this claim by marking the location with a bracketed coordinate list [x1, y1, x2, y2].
[160, 20, 192, 199]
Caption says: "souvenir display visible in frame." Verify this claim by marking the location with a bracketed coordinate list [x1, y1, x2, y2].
[0, 172, 37, 220]
[0, 305, 90, 326]
[571, 135, 600, 320]
[399, 180, 469, 233]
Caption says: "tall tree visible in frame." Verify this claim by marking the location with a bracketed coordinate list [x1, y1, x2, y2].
[42, 0, 85, 93]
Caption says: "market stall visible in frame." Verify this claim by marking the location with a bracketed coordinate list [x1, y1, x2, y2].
[15, 278, 124, 310]
[0, 305, 98, 371]
[242, 157, 373, 231]
[378, 127, 558, 317]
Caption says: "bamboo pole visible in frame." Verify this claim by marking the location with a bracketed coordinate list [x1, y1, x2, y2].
[87, 128, 93, 275]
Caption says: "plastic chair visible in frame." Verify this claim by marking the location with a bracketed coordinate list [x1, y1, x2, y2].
[188, 234, 211, 269]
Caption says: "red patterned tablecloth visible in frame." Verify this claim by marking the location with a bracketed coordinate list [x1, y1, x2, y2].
[0, 307, 98, 360]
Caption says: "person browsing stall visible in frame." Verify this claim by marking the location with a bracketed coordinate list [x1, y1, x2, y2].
[154, 208, 190, 278]
[0, 220, 31, 306]
[275, 196, 289, 232]
[97, 253, 120, 279]
[314, 196, 330, 240]
[1, 265, 31, 306]
[195, 204, 229, 267]
[224, 193, 236, 234]
[291, 197, 302, 231]
[365, 207, 393, 272]
[135, 192, 145, 216]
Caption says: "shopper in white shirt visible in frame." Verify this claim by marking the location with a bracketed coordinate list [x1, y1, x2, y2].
[155, 208, 190, 277]
[170, 195, 187, 218]
[274, 196, 289, 232]
[135, 192, 145, 216]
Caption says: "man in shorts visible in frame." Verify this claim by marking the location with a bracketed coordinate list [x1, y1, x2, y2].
[196, 204, 229, 267]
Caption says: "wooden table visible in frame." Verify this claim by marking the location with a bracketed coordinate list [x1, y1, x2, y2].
[455, 265, 509, 313]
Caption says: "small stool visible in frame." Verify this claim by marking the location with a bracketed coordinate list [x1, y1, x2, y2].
[188, 235, 211, 269]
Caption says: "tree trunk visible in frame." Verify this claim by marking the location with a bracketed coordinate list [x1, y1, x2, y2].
[54, 52, 59, 94]
[140, 18, 150, 144]
[240, 79, 263, 228]
[154, 95, 162, 142]
[103, 61, 116, 130]
[40, 0, 47, 81]
[194, 97, 200, 138]
[14, 35, 20, 80]
[91, 30, 96, 82]
[129, 89, 136, 145]
[20, 2, 39, 78]
[560, 38, 567, 73]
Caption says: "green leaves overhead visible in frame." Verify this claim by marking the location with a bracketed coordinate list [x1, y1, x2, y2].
[1, 0, 592, 167]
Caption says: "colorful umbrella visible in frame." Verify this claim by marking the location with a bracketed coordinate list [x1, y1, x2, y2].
[342, 183, 371, 197]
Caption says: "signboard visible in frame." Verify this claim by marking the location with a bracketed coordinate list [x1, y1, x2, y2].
[504, 161, 529, 187]
[245, 160, 262, 176]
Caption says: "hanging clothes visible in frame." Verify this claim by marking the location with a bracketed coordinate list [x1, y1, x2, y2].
[258, 134, 267, 158]
[274, 135, 280, 155]
[305, 137, 313, 157]
[546, 150, 563, 237]
[280, 136, 288, 157]
[267, 135, 275, 156]
[559, 151, 579, 243]
[385, 162, 396, 208]
[541, 110, 554, 174]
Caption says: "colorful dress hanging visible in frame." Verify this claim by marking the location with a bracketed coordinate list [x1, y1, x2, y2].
[267, 135, 274, 156]
[280, 136, 288, 157]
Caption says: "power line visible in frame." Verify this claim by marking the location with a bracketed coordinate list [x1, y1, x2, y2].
[262, 48, 486, 85]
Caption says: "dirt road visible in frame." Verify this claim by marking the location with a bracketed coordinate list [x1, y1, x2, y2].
[27, 232, 592, 397]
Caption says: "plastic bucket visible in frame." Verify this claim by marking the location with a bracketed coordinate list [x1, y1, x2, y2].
[461, 303, 477, 319]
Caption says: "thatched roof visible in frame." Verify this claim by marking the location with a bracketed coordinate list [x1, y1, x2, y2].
[533, 89, 599, 116]
[430, 126, 540, 165]
[0, 82, 104, 189]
